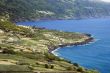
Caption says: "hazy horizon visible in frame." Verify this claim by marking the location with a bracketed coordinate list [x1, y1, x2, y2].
[101, 0, 110, 2]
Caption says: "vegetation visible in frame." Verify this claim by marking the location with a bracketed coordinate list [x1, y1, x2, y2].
[0, 0, 101, 72]
[0, 0, 110, 21]
[2, 48, 16, 54]
[44, 64, 54, 69]
[0, 19, 99, 73]
[73, 63, 79, 67]
[77, 67, 85, 72]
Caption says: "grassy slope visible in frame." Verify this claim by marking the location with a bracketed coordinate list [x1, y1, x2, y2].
[0, 20, 98, 73]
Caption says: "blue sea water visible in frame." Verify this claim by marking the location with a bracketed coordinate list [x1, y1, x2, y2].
[17, 18, 110, 73]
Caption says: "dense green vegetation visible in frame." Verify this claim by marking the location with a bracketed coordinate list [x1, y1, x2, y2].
[0, 0, 110, 21]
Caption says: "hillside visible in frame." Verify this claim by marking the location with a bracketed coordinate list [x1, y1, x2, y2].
[0, 0, 105, 72]
[0, 16, 99, 73]
[0, 0, 110, 21]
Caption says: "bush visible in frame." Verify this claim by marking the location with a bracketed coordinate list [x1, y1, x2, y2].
[36, 62, 40, 65]
[73, 63, 79, 67]
[45, 64, 49, 69]
[0, 46, 2, 49]
[2, 48, 16, 54]
[77, 67, 85, 72]
[50, 65, 54, 69]
[44, 64, 54, 69]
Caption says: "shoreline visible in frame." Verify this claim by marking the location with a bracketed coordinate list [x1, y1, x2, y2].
[17, 24, 94, 54]
[17, 24, 94, 56]
[14, 16, 110, 23]
[48, 35, 94, 54]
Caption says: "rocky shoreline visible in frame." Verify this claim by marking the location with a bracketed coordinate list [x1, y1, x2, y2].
[48, 34, 94, 53]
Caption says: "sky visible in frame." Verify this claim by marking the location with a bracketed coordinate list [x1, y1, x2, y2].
[101, 0, 110, 2]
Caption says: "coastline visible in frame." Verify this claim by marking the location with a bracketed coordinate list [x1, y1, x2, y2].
[14, 16, 110, 23]
[49, 35, 94, 54]
[17, 24, 94, 59]
[15, 24, 98, 72]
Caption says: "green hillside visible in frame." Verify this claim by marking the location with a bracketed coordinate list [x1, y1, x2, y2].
[0, 0, 110, 21]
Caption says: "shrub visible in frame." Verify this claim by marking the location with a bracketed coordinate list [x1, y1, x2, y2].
[77, 67, 85, 72]
[36, 62, 40, 65]
[2, 48, 16, 54]
[45, 64, 49, 68]
[0, 46, 2, 49]
[73, 63, 79, 67]
[44, 64, 54, 69]
[50, 65, 54, 69]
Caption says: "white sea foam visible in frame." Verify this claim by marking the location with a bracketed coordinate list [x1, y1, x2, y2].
[77, 38, 100, 46]
[52, 38, 100, 56]
[51, 48, 60, 56]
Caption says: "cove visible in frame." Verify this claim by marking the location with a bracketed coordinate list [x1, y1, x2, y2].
[17, 18, 110, 73]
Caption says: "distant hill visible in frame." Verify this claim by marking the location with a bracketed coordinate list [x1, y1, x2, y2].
[0, 0, 110, 21]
